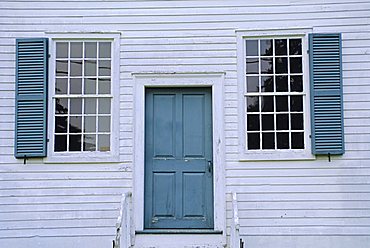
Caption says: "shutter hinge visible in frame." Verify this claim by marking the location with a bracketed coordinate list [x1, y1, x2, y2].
[307, 49, 309, 54]
[48, 54, 51, 58]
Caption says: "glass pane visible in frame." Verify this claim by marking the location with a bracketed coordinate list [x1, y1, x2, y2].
[277, 132, 289, 149]
[290, 75, 303, 92]
[98, 134, 110, 151]
[276, 114, 289, 130]
[291, 132, 304, 149]
[275, 57, 288, 74]
[291, 113, 303, 130]
[276, 75, 288, 92]
[69, 116, 82, 133]
[84, 134, 96, 151]
[289, 39, 302, 55]
[261, 96, 274, 112]
[98, 116, 110, 132]
[69, 134, 82, 151]
[262, 114, 274, 130]
[70, 98, 82, 114]
[98, 78, 111, 94]
[99, 42, 111, 58]
[84, 60, 97, 76]
[246, 40, 258, 56]
[56, 42, 68, 58]
[246, 58, 259, 74]
[98, 98, 111, 114]
[99, 60, 111, 76]
[54, 135, 67, 152]
[70, 42, 83, 58]
[261, 57, 273, 74]
[70, 60, 82, 76]
[247, 114, 260, 131]
[262, 132, 275, 149]
[290, 95, 303, 112]
[85, 42, 97, 58]
[55, 78, 68, 94]
[55, 116, 67, 133]
[260, 39, 273, 56]
[70, 78, 82, 94]
[290, 57, 302, 73]
[84, 98, 97, 114]
[55, 98, 68, 114]
[275, 39, 287, 55]
[56, 60, 68, 76]
[276, 96, 288, 112]
[84, 116, 96, 132]
[247, 133, 260, 150]
[84, 78, 96, 94]
[261, 76, 274, 92]
[247, 96, 259, 112]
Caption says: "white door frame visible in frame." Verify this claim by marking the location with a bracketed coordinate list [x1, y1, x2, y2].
[133, 72, 226, 235]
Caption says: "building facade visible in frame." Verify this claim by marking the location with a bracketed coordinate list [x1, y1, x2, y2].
[1, 1, 370, 247]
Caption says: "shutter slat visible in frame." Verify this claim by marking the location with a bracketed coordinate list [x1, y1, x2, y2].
[309, 33, 344, 155]
[15, 38, 48, 158]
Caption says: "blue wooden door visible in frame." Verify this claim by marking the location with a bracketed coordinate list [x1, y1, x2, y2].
[145, 88, 213, 229]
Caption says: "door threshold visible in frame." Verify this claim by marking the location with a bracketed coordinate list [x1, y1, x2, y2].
[136, 229, 223, 235]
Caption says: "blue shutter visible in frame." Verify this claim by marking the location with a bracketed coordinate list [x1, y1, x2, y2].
[15, 38, 48, 158]
[309, 33, 344, 155]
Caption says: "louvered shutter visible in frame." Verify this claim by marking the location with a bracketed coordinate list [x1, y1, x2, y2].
[15, 38, 48, 158]
[309, 33, 344, 155]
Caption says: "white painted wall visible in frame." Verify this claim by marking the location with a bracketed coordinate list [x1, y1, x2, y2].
[0, 1, 370, 247]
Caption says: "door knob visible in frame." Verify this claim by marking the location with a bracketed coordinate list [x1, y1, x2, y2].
[207, 160, 213, 173]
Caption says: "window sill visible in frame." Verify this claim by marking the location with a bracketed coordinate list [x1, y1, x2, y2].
[239, 150, 315, 162]
[43, 152, 119, 164]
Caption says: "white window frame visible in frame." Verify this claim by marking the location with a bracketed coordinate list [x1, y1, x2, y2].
[236, 28, 315, 161]
[45, 33, 120, 163]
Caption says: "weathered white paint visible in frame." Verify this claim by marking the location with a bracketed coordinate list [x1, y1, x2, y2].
[0, 1, 370, 247]
[230, 193, 240, 248]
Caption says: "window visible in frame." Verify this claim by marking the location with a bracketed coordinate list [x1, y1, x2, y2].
[53, 41, 113, 153]
[236, 32, 314, 160]
[245, 38, 305, 151]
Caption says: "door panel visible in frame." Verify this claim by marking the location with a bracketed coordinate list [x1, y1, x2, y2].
[145, 88, 213, 229]
[153, 94, 176, 158]
[183, 172, 206, 217]
[183, 94, 205, 158]
[152, 172, 176, 217]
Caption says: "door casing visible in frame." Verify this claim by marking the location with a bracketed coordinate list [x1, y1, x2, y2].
[133, 73, 226, 235]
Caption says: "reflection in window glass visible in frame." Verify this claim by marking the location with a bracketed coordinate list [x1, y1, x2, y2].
[260, 39, 273, 56]
[246, 40, 258, 56]
[246, 58, 259, 74]
[56, 42, 68, 58]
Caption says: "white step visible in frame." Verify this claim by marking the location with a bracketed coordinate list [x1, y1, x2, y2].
[134, 233, 226, 248]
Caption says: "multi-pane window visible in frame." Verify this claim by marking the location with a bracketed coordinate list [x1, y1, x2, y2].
[244, 38, 305, 150]
[54, 41, 112, 152]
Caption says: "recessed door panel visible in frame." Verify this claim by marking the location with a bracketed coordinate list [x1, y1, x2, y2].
[183, 172, 206, 217]
[183, 94, 205, 158]
[153, 94, 176, 158]
[152, 172, 176, 218]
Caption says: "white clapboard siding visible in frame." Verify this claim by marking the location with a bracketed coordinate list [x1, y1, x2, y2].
[0, 0, 370, 247]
